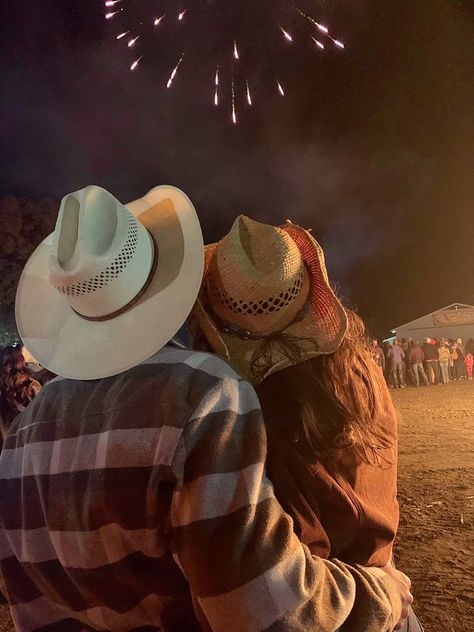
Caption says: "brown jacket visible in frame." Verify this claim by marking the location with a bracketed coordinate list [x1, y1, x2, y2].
[265, 381, 399, 570]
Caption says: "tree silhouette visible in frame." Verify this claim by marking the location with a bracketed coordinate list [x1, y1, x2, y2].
[0, 196, 57, 345]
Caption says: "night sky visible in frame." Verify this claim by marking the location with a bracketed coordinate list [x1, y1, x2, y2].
[1, 0, 473, 335]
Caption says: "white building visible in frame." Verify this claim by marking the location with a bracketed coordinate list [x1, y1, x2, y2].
[391, 303, 474, 342]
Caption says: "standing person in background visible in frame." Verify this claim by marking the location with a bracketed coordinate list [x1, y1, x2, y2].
[465, 352, 473, 381]
[465, 338, 474, 358]
[422, 338, 439, 385]
[372, 339, 385, 373]
[400, 339, 410, 385]
[388, 340, 405, 388]
[437, 340, 451, 385]
[453, 340, 466, 380]
[455, 339, 466, 379]
[409, 341, 429, 387]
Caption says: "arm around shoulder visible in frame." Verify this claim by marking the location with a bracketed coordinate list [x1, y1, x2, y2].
[170, 372, 401, 631]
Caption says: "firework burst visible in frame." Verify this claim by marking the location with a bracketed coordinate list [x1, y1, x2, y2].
[104, 1, 345, 124]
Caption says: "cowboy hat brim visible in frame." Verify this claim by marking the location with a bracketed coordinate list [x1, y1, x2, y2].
[16, 186, 204, 380]
[191, 224, 347, 384]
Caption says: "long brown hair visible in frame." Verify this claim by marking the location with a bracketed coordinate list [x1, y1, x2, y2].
[0, 346, 41, 427]
[255, 310, 393, 466]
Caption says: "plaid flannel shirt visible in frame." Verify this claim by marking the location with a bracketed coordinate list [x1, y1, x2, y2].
[0, 347, 400, 631]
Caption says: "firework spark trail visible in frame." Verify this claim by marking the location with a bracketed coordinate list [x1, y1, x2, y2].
[130, 56, 142, 70]
[105, 10, 120, 19]
[166, 54, 184, 88]
[128, 36, 139, 47]
[178, 9, 187, 20]
[154, 15, 164, 26]
[277, 81, 285, 96]
[311, 36, 325, 49]
[105, 0, 122, 6]
[116, 31, 129, 40]
[214, 66, 219, 105]
[280, 27, 293, 42]
[246, 80, 252, 106]
[233, 41, 239, 60]
[297, 7, 344, 49]
[232, 79, 237, 124]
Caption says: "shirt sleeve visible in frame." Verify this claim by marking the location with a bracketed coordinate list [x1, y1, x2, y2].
[170, 375, 402, 632]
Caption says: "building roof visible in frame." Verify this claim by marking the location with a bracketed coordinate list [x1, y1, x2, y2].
[393, 303, 474, 331]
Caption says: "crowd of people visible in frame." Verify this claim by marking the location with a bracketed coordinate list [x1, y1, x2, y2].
[0, 185, 420, 631]
[372, 337, 474, 388]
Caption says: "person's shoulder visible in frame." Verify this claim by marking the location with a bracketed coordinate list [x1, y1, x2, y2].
[146, 346, 242, 384]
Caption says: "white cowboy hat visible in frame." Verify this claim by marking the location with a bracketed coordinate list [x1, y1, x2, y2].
[191, 216, 347, 384]
[16, 185, 203, 379]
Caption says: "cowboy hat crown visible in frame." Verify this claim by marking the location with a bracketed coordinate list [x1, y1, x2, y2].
[207, 215, 310, 335]
[49, 186, 155, 320]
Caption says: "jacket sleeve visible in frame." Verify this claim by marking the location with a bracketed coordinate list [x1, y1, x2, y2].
[170, 375, 402, 632]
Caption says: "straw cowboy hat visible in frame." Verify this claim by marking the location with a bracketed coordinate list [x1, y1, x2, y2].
[16, 185, 203, 379]
[192, 215, 347, 384]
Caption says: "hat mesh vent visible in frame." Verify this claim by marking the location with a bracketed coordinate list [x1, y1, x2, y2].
[209, 269, 304, 316]
[56, 216, 140, 297]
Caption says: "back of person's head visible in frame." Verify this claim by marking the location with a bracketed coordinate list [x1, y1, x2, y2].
[191, 216, 393, 466]
[190, 215, 347, 384]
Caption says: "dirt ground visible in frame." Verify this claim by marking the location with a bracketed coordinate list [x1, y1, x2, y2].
[392, 381, 474, 631]
[0, 381, 473, 631]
